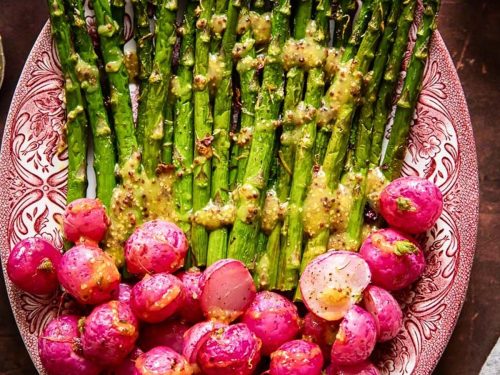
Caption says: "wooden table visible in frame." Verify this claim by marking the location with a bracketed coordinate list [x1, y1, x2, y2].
[0, 1, 498, 374]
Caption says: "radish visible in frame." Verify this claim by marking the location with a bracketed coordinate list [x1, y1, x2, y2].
[135, 346, 192, 375]
[359, 228, 426, 291]
[199, 259, 256, 323]
[57, 244, 120, 305]
[331, 305, 377, 366]
[82, 300, 139, 366]
[7, 237, 61, 295]
[326, 361, 380, 375]
[63, 198, 110, 244]
[139, 319, 190, 353]
[299, 251, 371, 321]
[114, 282, 132, 304]
[269, 339, 324, 375]
[131, 273, 185, 323]
[363, 285, 403, 342]
[197, 323, 262, 375]
[242, 291, 300, 355]
[125, 220, 189, 276]
[38, 315, 101, 375]
[176, 268, 204, 323]
[380, 176, 443, 234]
[106, 347, 143, 375]
[302, 312, 339, 358]
[182, 321, 227, 366]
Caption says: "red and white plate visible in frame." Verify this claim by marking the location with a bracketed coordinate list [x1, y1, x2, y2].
[0, 10, 478, 375]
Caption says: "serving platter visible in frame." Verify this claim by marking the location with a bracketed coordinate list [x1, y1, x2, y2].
[0, 7, 478, 375]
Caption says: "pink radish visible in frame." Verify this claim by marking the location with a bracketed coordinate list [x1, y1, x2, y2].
[363, 285, 403, 342]
[242, 291, 300, 355]
[7, 237, 61, 295]
[135, 346, 192, 375]
[359, 228, 426, 291]
[114, 282, 133, 304]
[106, 347, 143, 375]
[139, 319, 190, 353]
[131, 273, 185, 323]
[38, 315, 101, 375]
[269, 339, 324, 375]
[299, 251, 371, 321]
[199, 259, 256, 323]
[197, 323, 262, 375]
[176, 268, 204, 323]
[380, 176, 443, 234]
[63, 198, 110, 244]
[125, 220, 189, 276]
[302, 312, 339, 358]
[57, 244, 120, 305]
[326, 361, 380, 374]
[331, 305, 377, 365]
[82, 300, 139, 366]
[182, 321, 227, 366]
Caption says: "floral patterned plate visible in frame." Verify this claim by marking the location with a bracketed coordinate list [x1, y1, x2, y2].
[0, 9, 478, 375]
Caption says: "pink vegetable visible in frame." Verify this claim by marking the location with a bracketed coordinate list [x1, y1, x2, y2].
[131, 273, 184, 323]
[135, 346, 192, 375]
[38, 315, 101, 375]
[7, 237, 61, 295]
[200, 259, 256, 323]
[299, 251, 371, 321]
[82, 300, 139, 366]
[139, 319, 190, 353]
[326, 361, 380, 375]
[331, 305, 377, 366]
[176, 268, 204, 323]
[197, 323, 262, 375]
[107, 347, 143, 375]
[57, 244, 120, 304]
[269, 339, 324, 375]
[363, 285, 403, 342]
[125, 220, 188, 276]
[359, 228, 426, 291]
[302, 312, 339, 358]
[114, 282, 133, 304]
[380, 176, 443, 234]
[63, 198, 110, 244]
[241, 291, 300, 355]
[182, 321, 227, 365]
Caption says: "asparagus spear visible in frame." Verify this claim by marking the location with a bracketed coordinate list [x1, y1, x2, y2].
[65, 0, 117, 208]
[382, 0, 441, 180]
[138, 0, 178, 176]
[206, 0, 241, 264]
[227, 0, 291, 267]
[172, 2, 196, 236]
[47, 0, 88, 203]
[111, 0, 126, 45]
[161, 90, 176, 164]
[314, 0, 373, 164]
[340, 0, 403, 251]
[132, 0, 154, 83]
[299, 0, 390, 285]
[191, 0, 216, 266]
[92, 0, 138, 167]
[277, 0, 330, 290]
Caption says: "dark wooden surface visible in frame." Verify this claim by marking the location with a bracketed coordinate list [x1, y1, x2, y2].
[0, 1, 499, 374]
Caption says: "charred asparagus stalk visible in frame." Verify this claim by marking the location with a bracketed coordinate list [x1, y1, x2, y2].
[66, 0, 117, 208]
[138, 0, 178, 176]
[47, 0, 88, 203]
[227, 0, 291, 267]
[191, 0, 216, 266]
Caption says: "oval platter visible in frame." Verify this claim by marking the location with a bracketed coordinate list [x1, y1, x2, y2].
[0, 7, 478, 375]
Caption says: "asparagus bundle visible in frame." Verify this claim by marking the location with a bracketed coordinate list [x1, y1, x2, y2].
[297, 0, 391, 289]
[65, 0, 117, 208]
[227, 0, 291, 268]
[47, 0, 88, 204]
